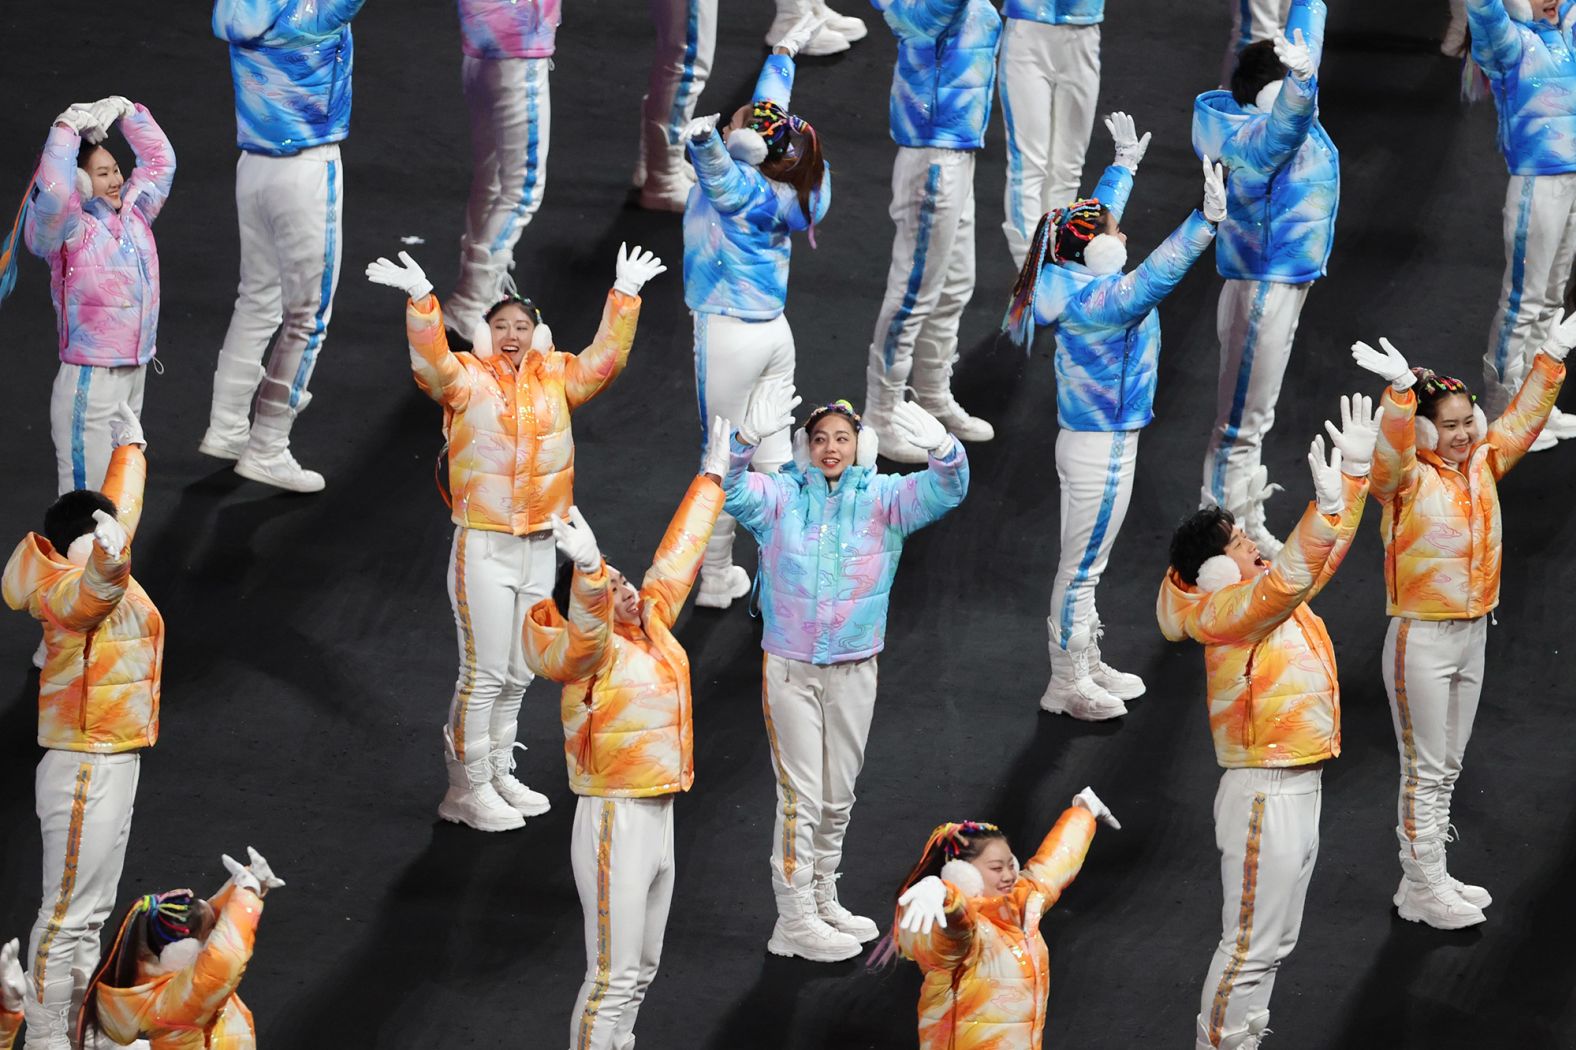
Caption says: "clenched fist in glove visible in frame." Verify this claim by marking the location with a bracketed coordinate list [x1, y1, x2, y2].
[1201, 156, 1228, 224]
[702, 415, 733, 480]
[551, 506, 602, 574]
[1351, 337, 1415, 391]
[109, 401, 145, 450]
[1071, 786, 1122, 830]
[91, 510, 128, 558]
[1273, 28, 1316, 83]
[898, 875, 949, 935]
[1307, 436, 1345, 517]
[365, 250, 434, 301]
[613, 243, 667, 297]
[1540, 307, 1576, 363]
[685, 113, 721, 141]
[738, 377, 801, 447]
[890, 401, 952, 455]
[1322, 393, 1381, 477]
[1106, 111, 1152, 174]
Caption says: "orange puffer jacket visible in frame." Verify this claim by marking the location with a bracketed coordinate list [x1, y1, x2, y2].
[0, 1008, 17, 1050]
[1371, 350, 1563, 620]
[897, 807, 1098, 1050]
[3, 445, 162, 753]
[1156, 477, 1366, 769]
[524, 476, 723, 797]
[407, 289, 639, 536]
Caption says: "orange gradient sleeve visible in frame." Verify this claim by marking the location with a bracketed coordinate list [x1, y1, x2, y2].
[524, 564, 613, 683]
[100, 445, 146, 540]
[407, 294, 474, 410]
[896, 883, 974, 972]
[151, 888, 261, 1030]
[1486, 350, 1565, 480]
[1371, 385, 1418, 506]
[1308, 473, 1369, 600]
[0, 1007, 19, 1050]
[1190, 501, 1340, 646]
[561, 289, 639, 409]
[1019, 806, 1097, 906]
[640, 476, 725, 630]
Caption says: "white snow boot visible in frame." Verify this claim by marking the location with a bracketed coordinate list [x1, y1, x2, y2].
[490, 743, 551, 817]
[863, 368, 927, 464]
[1039, 620, 1126, 721]
[439, 726, 526, 832]
[199, 362, 264, 461]
[1088, 616, 1145, 701]
[767, 888, 864, 961]
[813, 873, 879, 943]
[1395, 840, 1486, 929]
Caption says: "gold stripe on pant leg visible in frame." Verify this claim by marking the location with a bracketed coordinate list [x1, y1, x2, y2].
[1209, 790, 1266, 1044]
[576, 800, 616, 1050]
[33, 761, 93, 996]
[760, 654, 799, 884]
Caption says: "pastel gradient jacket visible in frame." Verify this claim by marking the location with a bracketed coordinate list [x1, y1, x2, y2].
[724, 436, 969, 665]
[897, 807, 1098, 1050]
[874, 0, 1003, 150]
[1372, 351, 1563, 620]
[3, 445, 161, 754]
[1192, 0, 1337, 284]
[683, 54, 830, 320]
[1028, 164, 1217, 431]
[1467, 0, 1576, 175]
[458, 0, 559, 58]
[24, 107, 174, 367]
[1001, 0, 1103, 24]
[524, 476, 723, 798]
[407, 290, 637, 536]
[214, 0, 365, 155]
[1156, 477, 1367, 769]
[94, 884, 262, 1050]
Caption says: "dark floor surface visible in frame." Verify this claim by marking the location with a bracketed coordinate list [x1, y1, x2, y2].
[3, 1, 1576, 1047]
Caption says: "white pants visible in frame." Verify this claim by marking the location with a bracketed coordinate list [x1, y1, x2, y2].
[569, 795, 676, 1050]
[1200, 279, 1312, 510]
[693, 312, 795, 578]
[1382, 616, 1487, 865]
[49, 363, 146, 495]
[210, 145, 345, 443]
[25, 750, 139, 1043]
[866, 147, 977, 403]
[1050, 429, 1138, 646]
[1220, 0, 1292, 87]
[641, 0, 718, 190]
[1482, 172, 1576, 416]
[1196, 766, 1321, 1050]
[998, 19, 1102, 270]
[452, 56, 552, 329]
[762, 653, 879, 901]
[447, 527, 557, 767]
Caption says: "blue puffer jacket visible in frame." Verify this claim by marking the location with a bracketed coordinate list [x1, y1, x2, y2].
[1468, 0, 1576, 176]
[1001, 0, 1103, 24]
[873, 0, 1003, 150]
[683, 54, 830, 320]
[214, 0, 365, 156]
[1028, 165, 1216, 432]
[1192, 0, 1337, 284]
[723, 436, 968, 666]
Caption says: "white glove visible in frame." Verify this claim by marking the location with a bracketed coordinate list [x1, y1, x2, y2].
[1308, 435, 1345, 517]
[87, 97, 132, 135]
[91, 509, 127, 558]
[0, 939, 24, 1013]
[1071, 786, 1122, 830]
[613, 242, 667, 297]
[738, 378, 801, 447]
[550, 506, 602, 574]
[1105, 111, 1152, 173]
[364, 250, 433, 301]
[1273, 28, 1316, 83]
[1350, 337, 1414, 391]
[1322, 393, 1381, 477]
[245, 846, 286, 893]
[109, 401, 145, 449]
[701, 415, 732, 479]
[221, 854, 263, 896]
[685, 113, 721, 141]
[1201, 155, 1228, 224]
[890, 401, 952, 455]
[54, 104, 101, 140]
[775, 11, 828, 57]
[897, 875, 949, 935]
[1541, 307, 1576, 362]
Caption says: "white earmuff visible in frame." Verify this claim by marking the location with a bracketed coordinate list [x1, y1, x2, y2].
[530, 321, 553, 352]
[75, 167, 92, 199]
[469, 316, 494, 359]
[1195, 554, 1244, 593]
[1082, 233, 1128, 276]
[856, 425, 879, 467]
[1415, 415, 1439, 451]
[791, 428, 810, 472]
[939, 859, 985, 899]
[1254, 79, 1283, 112]
[1471, 405, 1488, 443]
[726, 127, 768, 166]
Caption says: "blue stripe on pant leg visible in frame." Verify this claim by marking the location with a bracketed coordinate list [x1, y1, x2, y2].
[1491, 178, 1536, 383]
[70, 367, 92, 490]
[1059, 430, 1127, 642]
[883, 163, 944, 370]
[1000, 55, 1029, 245]
[694, 314, 710, 450]
[667, 0, 702, 144]
[289, 160, 340, 408]
[1209, 280, 1271, 504]
[489, 61, 545, 254]
[1236, 0, 1254, 52]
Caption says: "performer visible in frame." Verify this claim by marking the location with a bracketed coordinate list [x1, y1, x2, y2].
[446, 0, 560, 339]
[683, 20, 831, 609]
[1, 412, 158, 1050]
[633, 0, 717, 212]
[1466, 0, 1576, 448]
[1193, 8, 1336, 556]
[865, 0, 1003, 461]
[201, 0, 367, 492]
[1353, 321, 1570, 928]
[881, 790, 1119, 1050]
[764, 0, 867, 55]
[1002, 144, 1224, 720]
[998, 0, 1106, 270]
[521, 422, 730, 1050]
[75, 848, 284, 1049]
[0, 98, 173, 496]
[1220, 0, 1293, 87]
[365, 244, 666, 833]
[724, 380, 969, 961]
[1157, 411, 1373, 1050]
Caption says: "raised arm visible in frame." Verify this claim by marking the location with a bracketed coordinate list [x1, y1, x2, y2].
[1307, 472, 1368, 600]
[1487, 348, 1565, 479]
[1078, 210, 1215, 328]
[722, 380, 800, 535]
[754, 52, 795, 109]
[1465, 0, 1524, 78]
[1018, 805, 1099, 904]
[563, 244, 663, 408]
[895, 878, 975, 972]
[1222, 72, 1317, 176]
[687, 129, 761, 216]
[875, 405, 970, 536]
[1088, 163, 1134, 224]
[151, 888, 262, 1030]
[1284, 0, 1327, 71]
[406, 295, 474, 410]
[215, 0, 364, 43]
[119, 103, 177, 223]
[524, 563, 614, 683]
[640, 475, 726, 630]
[23, 117, 88, 257]
[101, 444, 147, 541]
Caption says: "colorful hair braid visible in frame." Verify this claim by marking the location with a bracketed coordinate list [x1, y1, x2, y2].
[1049, 198, 1106, 264]
[802, 399, 862, 434]
[143, 890, 197, 949]
[0, 176, 36, 310]
[1412, 367, 1475, 401]
[1003, 212, 1055, 350]
[747, 99, 793, 161]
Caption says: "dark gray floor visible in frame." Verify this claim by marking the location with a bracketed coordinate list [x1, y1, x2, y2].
[2, 1, 1575, 1047]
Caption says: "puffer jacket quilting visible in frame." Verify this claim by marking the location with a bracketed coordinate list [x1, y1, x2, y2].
[875, 0, 1003, 150]
[1467, 0, 1576, 176]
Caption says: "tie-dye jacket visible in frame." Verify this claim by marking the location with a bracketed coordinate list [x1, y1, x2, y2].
[406, 291, 636, 536]
[3, 445, 161, 754]
[94, 884, 261, 1050]
[874, 0, 1003, 150]
[524, 476, 723, 798]
[458, 0, 559, 58]
[724, 436, 969, 665]
[1467, 0, 1576, 176]
[213, 0, 365, 156]
[1156, 476, 1367, 769]
[1372, 350, 1563, 620]
[683, 54, 830, 321]
[1030, 164, 1216, 432]
[24, 107, 174, 368]
[1192, 0, 1336, 284]
[1001, 0, 1103, 24]
[896, 807, 1097, 1050]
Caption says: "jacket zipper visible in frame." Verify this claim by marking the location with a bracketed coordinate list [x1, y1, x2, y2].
[1241, 644, 1258, 749]
[80, 632, 94, 732]
[1387, 492, 1400, 606]
[578, 673, 598, 774]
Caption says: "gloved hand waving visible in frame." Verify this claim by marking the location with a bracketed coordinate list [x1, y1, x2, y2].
[1071, 786, 1122, 830]
[551, 506, 602, 574]
[1307, 435, 1345, 517]
[613, 243, 667, 297]
[1322, 393, 1381, 477]
[1351, 337, 1415, 391]
[890, 401, 951, 455]
[1541, 308, 1576, 363]
[898, 875, 948, 935]
[109, 401, 145, 450]
[738, 377, 801, 447]
[365, 251, 434, 302]
[221, 853, 264, 896]
[1273, 28, 1316, 83]
[1201, 156, 1228, 224]
[1, 939, 24, 1013]
[1105, 111, 1151, 174]
[91, 510, 127, 558]
[702, 416, 733, 479]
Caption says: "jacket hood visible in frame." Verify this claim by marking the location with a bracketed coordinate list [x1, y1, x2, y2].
[2, 534, 69, 611]
[94, 977, 164, 1044]
[1156, 568, 1204, 643]
[1192, 90, 1251, 166]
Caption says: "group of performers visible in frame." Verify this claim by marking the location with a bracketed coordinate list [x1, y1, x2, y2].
[0, 0, 1572, 1047]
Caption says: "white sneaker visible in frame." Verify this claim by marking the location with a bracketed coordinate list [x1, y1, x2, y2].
[235, 447, 325, 493]
[767, 891, 864, 961]
[1530, 428, 1559, 452]
[694, 565, 751, 609]
[198, 423, 250, 461]
[813, 875, 879, 943]
[816, 2, 868, 42]
[490, 746, 552, 817]
[1450, 876, 1492, 910]
[1544, 406, 1576, 440]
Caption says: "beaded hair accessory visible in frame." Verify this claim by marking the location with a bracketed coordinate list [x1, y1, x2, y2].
[747, 100, 794, 161]
[1412, 367, 1475, 402]
[803, 399, 862, 433]
[931, 820, 1002, 859]
[140, 890, 197, 949]
[1049, 199, 1105, 263]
